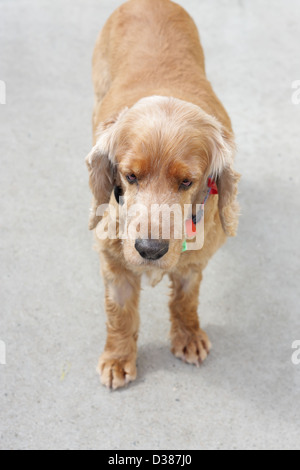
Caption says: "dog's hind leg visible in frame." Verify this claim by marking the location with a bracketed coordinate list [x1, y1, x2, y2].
[92, 28, 112, 139]
[88, 29, 112, 226]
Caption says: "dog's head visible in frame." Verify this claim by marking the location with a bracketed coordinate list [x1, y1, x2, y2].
[86, 96, 240, 269]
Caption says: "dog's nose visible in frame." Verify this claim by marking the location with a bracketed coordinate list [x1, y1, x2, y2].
[135, 239, 169, 260]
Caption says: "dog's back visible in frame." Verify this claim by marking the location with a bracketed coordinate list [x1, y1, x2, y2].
[93, 0, 231, 130]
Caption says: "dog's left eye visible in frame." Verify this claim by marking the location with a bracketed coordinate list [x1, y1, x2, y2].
[126, 174, 137, 184]
[180, 179, 193, 189]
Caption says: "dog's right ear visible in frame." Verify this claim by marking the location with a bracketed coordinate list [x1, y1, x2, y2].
[85, 108, 128, 229]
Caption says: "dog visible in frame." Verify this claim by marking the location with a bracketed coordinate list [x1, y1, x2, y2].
[86, 0, 240, 389]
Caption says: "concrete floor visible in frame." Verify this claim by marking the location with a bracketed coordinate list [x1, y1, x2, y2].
[1, 0, 300, 450]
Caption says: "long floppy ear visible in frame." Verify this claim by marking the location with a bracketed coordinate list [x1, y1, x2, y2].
[209, 123, 241, 237]
[85, 108, 128, 229]
[217, 158, 241, 237]
[195, 113, 241, 237]
[211, 127, 241, 237]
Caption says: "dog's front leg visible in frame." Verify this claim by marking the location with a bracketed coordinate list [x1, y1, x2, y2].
[98, 256, 141, 389]
[169, 268, 211, 366]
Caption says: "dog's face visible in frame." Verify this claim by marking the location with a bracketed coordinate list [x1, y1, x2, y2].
[86, 96, 239, 270]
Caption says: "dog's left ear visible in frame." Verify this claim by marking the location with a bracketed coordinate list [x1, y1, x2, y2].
[203, 116, 241, 237]
[217, 159, 241, 237]
[85, 108, 128, 229]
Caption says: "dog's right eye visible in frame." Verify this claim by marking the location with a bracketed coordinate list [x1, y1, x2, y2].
[180, 179, 193, 190]
[126, 174, 137, 184]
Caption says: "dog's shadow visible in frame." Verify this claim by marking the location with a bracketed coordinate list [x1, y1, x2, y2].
[135, 322, 298, 423]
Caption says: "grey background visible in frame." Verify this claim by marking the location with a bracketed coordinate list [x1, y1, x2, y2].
[0, 0, 300, 450]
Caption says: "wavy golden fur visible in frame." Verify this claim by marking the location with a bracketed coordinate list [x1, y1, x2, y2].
[86, 0, 240, 389]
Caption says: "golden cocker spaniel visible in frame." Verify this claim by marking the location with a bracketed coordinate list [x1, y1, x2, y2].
[86, 0, 240, 389]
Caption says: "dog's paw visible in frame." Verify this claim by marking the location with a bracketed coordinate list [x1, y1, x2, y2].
[171, 328, 212, 366]
[97, 353, 137, 390]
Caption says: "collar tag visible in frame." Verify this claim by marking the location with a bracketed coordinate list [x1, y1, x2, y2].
[182, 177, 218, 253]
[182, 239, 188, 252]
[182, 204, 205, 252]
[185, 218, 197, 238]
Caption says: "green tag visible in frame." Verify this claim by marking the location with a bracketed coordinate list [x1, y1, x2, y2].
[182, 239, 187, 252]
